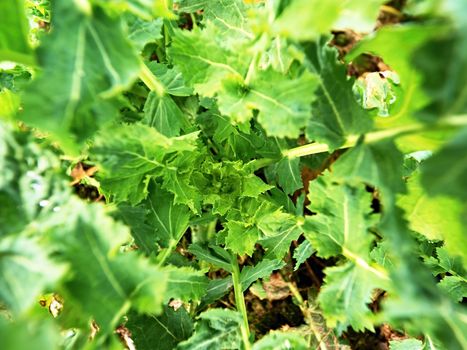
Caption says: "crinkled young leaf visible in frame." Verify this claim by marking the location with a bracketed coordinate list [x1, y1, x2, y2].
[305, 42, 372, 149]
[22, 1, 140, 153]
[93, 123, 198, 205]
[256, 211, 303, 259]
[438, 276, 467, 303]
[126, 306, 194, 350]
[177, 309, 243, 350]
[224, 221, 260, 257]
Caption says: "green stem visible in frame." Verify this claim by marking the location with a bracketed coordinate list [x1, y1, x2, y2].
[156, 239, 177, 267]
[231, 255, 251, 350]
[139, 62, 166, 97]
[283, 114, 467, 159]
[248, 115, 467, 172]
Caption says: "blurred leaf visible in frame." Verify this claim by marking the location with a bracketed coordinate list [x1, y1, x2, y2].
[21, 1, 140, 153]
[389, 338, 423, 350]
[252, 331, 308, 350]
[0, 0, 34, 65]
[0, 236, 64, 315]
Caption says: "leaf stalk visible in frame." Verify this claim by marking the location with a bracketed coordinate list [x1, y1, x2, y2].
[231, 255, 251, 350]
[283, 114, 467, 159]
[139, 62, 166, 97]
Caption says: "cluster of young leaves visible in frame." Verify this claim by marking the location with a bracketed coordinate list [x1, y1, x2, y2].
[1, 0, 466, 349]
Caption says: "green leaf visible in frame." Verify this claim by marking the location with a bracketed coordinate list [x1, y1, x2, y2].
[165, 266, 208, 302]
[0, 122, 71, 237]
[143, 183, 191, 249]
[305, 42, 372, 149]
[293, 239, 315, 271]
[200, 277, 233, 306]
[21, 1, 140, 153]
[177, 309, 243, 350]
[178, 0, 251, 39]
[0, 318, 60, 350]
[0, 0, 34, 65]
[225, 221, 260, 257]
[389, 338, 423, 350]
[303, 176, 373, 259]
[95, 0, 176, 19]
[0, 236, 64, 315]
[240, 259, 286, 292]
[189, 243, 233, 272]
[274, 157, 303, 195]
[126, 306, 194, 350]
[48, 200, 168, 332]
[421, 127, 467, 201]
[0, 89, 20, 120]
[438, 276, 467, 303]
[93, 123, 198, 205]
[116, 204, 156, 255]
[252, 331, 308, 350]
[169, 24, 247, 97]
[258, 212, 303, 259]
[347, 24, 441, 120]
[218, 69, 319, 138]
[147, 62, 193, 97]
[333, 140, 406, 200]
[274, 0, 341, 41]
[398, 171, 466, 263]
[318, 261, 382, 331]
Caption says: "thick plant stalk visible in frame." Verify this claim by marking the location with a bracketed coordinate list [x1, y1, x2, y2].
[247, 114, 467, 172]
[139, 62, 166, 97]
[231, 255, 252, 350]
[283, 114, 467, 159]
